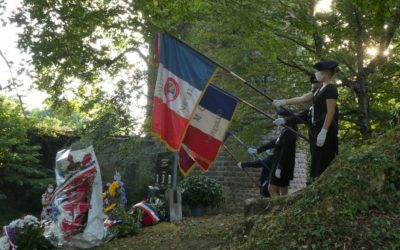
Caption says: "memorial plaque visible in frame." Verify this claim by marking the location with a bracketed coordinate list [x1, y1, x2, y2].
[155, 152, 175, 189]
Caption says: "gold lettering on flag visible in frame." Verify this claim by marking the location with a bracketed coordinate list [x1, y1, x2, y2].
[210, 111, 223, 138]
[178, 86, 194, 114]
[192, 106, 204, 122]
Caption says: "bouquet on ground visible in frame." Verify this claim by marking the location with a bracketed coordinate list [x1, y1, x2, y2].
[103, 172, 138, 240]
[103, 171, 127, 216]
[130, 197, 166, 227]
[1, 215, 52, 250]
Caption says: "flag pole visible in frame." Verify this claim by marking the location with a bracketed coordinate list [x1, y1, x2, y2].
[222, 145, 260, 188]
[164, 32, 309, 127]
[230, 132, 271, 170]
[208, 85, 311, 143]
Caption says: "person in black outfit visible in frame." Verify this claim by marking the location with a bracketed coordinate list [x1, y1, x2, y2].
[273, 75, 323, 153]
[272, 60, 339, 181]
[242, 108, 298, 197]
[237, 150, 273, 197]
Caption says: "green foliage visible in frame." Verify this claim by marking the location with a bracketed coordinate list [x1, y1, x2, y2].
[232, 127, 400, 249]
[0, 96, 51, 198]
[107, 208, 140, 239]
[29, 108, 85, 136]
[3, 216, 53, 249]
[6, 0, 400, 144]
[79, 76, 145, 139]
[148, 197, 167, 220]
[179, 175, 224, 207]
[9, 0, 149, 138]
[17, 223, 54, 250]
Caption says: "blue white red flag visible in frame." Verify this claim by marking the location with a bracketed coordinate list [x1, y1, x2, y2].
[151, 33, 219, 151]
[133, 202, 161, 223]
[179, 84, 238, 176]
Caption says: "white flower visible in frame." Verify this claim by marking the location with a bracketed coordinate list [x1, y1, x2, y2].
[9, 218, 23, 228]
[6, 215, 40, 231]
[22, 215, 40, 227]
[0, 236, 10, 250]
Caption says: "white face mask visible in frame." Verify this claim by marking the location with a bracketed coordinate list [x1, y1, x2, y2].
[48, 188, 54, 193]
[315, 71, 324, 82]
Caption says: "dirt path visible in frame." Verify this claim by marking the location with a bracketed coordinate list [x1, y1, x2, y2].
[95, 214, 242, 250]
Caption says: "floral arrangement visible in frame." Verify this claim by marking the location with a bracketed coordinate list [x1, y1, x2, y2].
[103, 171, 134, 241]
[104, 172, 127, 215]
[1, 215, 52, 250]
[130, 197, 166, 227]
[0, 235, 10, 250]
[104, 209, 140, 240]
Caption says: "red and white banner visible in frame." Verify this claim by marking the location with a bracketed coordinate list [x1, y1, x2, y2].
[151, 33, 219, 151]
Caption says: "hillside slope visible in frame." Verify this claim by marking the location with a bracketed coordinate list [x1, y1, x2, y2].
[229, 127, 400, 249]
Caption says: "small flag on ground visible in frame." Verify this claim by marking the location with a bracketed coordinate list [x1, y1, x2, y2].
[179, 84, 238, 176]
[151, 33, 219, 151]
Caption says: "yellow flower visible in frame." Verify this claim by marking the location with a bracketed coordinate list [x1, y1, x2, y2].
[104, 203, 116, 213]
[109, 181, 119, 197]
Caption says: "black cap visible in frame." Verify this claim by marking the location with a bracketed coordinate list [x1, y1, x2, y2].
[277, 108, 293, 117]
[310, 75, 319, 84]
[313, 60, 339, 71]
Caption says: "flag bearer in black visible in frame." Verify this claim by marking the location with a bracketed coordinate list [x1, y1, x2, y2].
[273, 75, 323, 153]
[237, 149, 273, 197]
[272, 60, 339, 181]
[242, 108, 298, 197]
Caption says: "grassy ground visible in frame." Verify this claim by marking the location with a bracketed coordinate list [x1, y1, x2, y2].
[229, 127, 400, 249]
[2, 129, 398, 249]
[94, 127, 400, 250]
[95, 214, 242, 250]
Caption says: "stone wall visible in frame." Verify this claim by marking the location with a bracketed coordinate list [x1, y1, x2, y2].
[31, 131, 308, 211]
[289, 151, 308, 194]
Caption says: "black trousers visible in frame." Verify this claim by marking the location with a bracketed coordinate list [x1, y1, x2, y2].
[241, 156, 272, 197]
[310, 125, 338, 178]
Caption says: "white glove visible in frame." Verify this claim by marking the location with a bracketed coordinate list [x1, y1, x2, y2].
[316, 128, 328, 147]
[275, 168, 281, 178]
[273, 118, 286, 126]
[272, 99, 286, 107]
[237, 162, 242, 169]
[247, 147, 258, 155]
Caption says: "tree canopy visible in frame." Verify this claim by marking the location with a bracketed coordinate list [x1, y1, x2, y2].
[0, 96, 50, 199]
[7, 0, 399, 144]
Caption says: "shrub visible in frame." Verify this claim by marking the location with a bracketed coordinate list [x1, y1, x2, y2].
[1, 215, 53, 249]
[179, 175, 224, 207]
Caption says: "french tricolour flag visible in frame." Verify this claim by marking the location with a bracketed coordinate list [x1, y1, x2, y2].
[179, 84, 238, 176]
[151, 33, 219, 151]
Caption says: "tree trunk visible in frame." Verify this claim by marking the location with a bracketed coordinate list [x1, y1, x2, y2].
[352, 4, 371, 140]
[355, 76, 371, 139]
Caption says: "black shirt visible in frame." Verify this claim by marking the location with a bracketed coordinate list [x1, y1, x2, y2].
[256, 126, 298, 181]
[312, 84, 339, 126]
[285, 108, 311, 127]
[285, 88, 319, 127]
